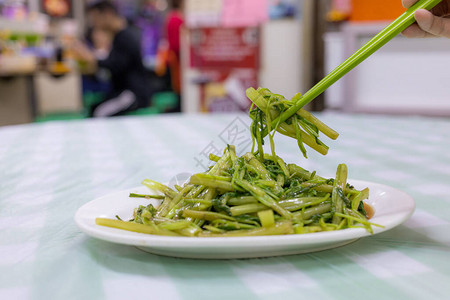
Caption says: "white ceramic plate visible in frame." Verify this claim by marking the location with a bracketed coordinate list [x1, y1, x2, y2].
[75, 180, 415, 259]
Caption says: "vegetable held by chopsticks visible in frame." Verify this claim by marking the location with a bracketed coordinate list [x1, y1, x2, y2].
[247, 87, 339, 158]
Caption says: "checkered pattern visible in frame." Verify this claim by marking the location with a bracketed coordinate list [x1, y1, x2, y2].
[1, 113, 449, 300]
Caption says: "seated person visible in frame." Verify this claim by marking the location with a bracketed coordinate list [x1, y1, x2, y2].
[73, 1, 149, 117]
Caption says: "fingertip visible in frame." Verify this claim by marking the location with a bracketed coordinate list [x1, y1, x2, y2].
[414, 9, 433, 22]
[402, 0, 416, 9]
[401, 24, 433, 38]
[401, 31, 410, 38]
[401, 26, 416, 38]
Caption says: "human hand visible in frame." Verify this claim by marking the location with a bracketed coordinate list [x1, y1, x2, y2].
[402, 0, 450, 38]
[70, 40, 98, 74]
[71, 40, 96, 64]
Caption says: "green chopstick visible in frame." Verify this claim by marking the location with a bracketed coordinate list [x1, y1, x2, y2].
[270, 0, 442, 129]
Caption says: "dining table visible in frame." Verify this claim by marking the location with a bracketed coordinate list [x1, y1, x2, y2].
[1, 112, 449, 300]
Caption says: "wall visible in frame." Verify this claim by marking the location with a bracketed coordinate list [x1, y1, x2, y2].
[259, 19, 303, 99]
[324, 26, 450, 116]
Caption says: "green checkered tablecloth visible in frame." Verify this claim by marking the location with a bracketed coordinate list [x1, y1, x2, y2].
[1, 113, 450, 300]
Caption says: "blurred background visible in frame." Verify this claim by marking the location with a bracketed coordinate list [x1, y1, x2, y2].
[1, 0, 450, 126]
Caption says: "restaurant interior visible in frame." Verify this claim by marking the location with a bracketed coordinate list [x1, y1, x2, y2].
[2, 0, 449, 126]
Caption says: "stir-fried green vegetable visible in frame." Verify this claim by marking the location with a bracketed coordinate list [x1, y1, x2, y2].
[96, 150, 381, 237]
[96, 88, 381, 237]
[247, 87, 339, 158]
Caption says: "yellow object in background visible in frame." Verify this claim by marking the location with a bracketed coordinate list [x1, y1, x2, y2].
[203, 82, 227, 112]
[327, 0, 351, 22]
[49, 61, 71, 75]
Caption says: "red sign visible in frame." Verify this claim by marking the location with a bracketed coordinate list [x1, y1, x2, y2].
[189, 27, 260, 69]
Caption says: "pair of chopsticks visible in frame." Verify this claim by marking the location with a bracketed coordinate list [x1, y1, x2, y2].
[268, 0, 442, 129]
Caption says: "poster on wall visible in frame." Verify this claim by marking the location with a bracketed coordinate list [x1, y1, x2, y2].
[190, 27, 259, 69]
[188, 27, 260, 112]
[41, 0, 72, 18]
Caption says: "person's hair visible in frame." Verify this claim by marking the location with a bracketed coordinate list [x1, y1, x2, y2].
[86, 1, 118, 15]
[171, 0, 183, 10]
